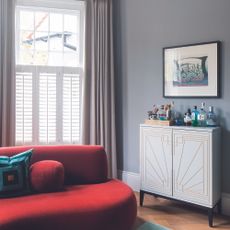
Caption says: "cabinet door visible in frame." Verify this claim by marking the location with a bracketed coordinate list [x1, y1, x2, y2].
[140, 127, 172, 197]
[173, 130, 211, 206]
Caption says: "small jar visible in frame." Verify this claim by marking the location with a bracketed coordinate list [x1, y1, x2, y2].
[157, 105, 166, 120]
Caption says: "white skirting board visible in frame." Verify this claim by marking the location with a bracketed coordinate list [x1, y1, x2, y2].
[118, 170, 230, 216]
[118, 170, 140, 192]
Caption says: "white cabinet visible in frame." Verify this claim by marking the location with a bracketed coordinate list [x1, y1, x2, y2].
[140, 125, 221, 227]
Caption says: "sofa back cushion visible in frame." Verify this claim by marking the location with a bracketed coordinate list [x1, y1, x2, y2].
[0, 145, 108, 185]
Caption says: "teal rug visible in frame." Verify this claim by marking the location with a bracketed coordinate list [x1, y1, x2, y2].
[137, 222, 170, 230]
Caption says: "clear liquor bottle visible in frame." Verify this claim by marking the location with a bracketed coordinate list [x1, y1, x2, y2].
[198, 102, 207, 127]
[169, 101, 175, 121]
[206, 106, 217, 127]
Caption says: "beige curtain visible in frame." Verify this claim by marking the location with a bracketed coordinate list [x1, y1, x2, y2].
[82, 0, 117, 178]
[0, 0, 15, 146]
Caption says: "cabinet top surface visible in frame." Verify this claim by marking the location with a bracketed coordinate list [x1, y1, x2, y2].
[140, 124, 220, 132]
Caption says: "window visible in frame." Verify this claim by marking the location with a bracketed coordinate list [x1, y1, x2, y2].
[15, 1, 85, 145]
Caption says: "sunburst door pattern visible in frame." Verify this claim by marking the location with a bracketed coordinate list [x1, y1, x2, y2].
[141, 127, 172, 197]
[173, 130, 211, 206]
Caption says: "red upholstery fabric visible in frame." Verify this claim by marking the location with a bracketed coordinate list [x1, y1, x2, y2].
[0, 145, 108, 185]
[0, 180, 137, 230]
[30, 160, 64, 193]
[0, 145, 137, 230]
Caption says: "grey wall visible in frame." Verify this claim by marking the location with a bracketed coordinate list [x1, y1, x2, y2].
[114, 0, 230, 193]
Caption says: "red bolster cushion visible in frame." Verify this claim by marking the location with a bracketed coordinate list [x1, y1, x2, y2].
[30, 160, 64, 193]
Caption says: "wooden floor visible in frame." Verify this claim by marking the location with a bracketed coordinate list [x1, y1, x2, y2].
[133, 192, 230, 230]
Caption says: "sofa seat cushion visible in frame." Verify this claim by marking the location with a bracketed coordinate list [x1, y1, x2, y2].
[30, 160, 64, 193]
[0, 179, 137, 230]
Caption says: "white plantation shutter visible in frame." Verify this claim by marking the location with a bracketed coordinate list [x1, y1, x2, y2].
[16, 72, 33, 144]
[15, 66, 82, 145]
[63, 73, 81, 143]
[39, 73, 57, 144]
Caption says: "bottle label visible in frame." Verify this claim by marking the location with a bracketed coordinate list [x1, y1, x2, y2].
[198, 114, 206, 121]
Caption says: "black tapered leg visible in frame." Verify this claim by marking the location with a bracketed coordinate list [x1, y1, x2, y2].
[140, 190, 145, 206]
[208, 208, 213, 227]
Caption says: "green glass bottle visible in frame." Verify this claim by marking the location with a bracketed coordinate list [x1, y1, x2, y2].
[191, 105, 199, 127]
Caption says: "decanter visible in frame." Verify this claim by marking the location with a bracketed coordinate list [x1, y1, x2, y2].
[206, 106, 217, 127]
[198, 102, 207, 127]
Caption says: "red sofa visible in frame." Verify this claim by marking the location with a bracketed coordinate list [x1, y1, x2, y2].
[0, 145, 137, 230]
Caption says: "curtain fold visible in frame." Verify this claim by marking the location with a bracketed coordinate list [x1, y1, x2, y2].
[0, 0, 16, 146]
[82, 0, 117, 178]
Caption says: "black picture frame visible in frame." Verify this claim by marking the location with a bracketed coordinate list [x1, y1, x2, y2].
[163, 41, 221, 98]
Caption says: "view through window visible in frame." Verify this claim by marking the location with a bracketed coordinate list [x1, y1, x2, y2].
[15, 3, 85, 145]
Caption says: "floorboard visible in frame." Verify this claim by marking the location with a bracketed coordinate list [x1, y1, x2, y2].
[134, 192, 230, 229]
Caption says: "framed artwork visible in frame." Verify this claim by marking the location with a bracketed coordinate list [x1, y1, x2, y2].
[163, 41, 221, 98]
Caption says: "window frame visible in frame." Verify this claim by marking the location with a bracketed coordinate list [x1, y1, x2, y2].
[15, 4, 85, 67]
[15, 0, 85, 145]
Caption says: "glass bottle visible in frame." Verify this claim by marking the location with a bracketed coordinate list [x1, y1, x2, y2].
[174, 112, 183, 126]
[157, 105, 166, 120]
[198, 102, 207, 127]
[166, 104, 171, 120]
[170, 101, 175, 120]
[191, 105, 199, 127]
[184, 109, 192, 126]
[206, 106, 217, 127]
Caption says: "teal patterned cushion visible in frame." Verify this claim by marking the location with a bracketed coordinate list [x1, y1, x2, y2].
[0, 149, 33, 198]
